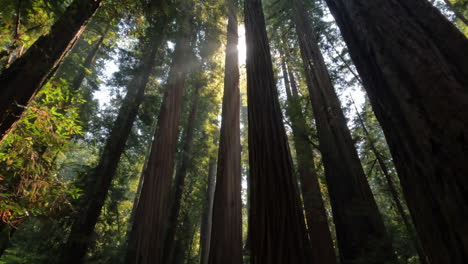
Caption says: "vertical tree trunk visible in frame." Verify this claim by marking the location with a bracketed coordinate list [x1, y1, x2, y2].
[162, 83, 201, 263]
[291, 1, 396, 263]
[244, 0, 312, 263]
[71, 23, 111, 92]
[126, 15, 192, 264]
[59, 21, 166, 264]
[0, 0, 104, 142]
[323, 0, 468, 263]
[351, 97, 428, 264]
[279, 46, 337, 264]
[208, 1, 242, 263]
[199, 157, 216, 264]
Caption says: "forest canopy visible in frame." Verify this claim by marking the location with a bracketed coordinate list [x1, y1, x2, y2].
[0, 0, 467, 263]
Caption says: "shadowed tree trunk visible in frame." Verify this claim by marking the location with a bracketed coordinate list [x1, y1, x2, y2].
[125, 15, 192, 264]
[350, 97, 427, 264]
[199, 156, 216, 264]
[323, 0, 468, 263]
[0, 0, 104, 142]
[291, 1, 396, 263]
[162, 81, 202, 263]
[244, 0, 312, 263]
[279, 45, 337, 264]
[208, 1, 242, 263]
[0, 223, 15, 257]
[71, 23, 112, 92]
[59, 20, 167, 264]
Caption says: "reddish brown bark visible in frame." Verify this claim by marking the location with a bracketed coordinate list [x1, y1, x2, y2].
[60, 21, 166, 264]
[292, 1, 396, 263]
[279, 46, 337, 264]
[163, 82, 201, 264]
[208, 2, 242, 263]
[0, 0, 104, 142]
[244, 0, 312, 263]
[126, 16, 192, 264]
[324, 0, 468, 263]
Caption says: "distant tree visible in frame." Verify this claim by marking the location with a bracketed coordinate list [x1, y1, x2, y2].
[125, 12, 193, 264]
[290, 0, 396, 263]
[208, 0, 242, 262]
[277, 38, 337, 264]
[59, 13, 168, 264]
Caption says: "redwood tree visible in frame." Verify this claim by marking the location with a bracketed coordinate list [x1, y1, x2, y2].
[125, 14, 192, 264]
[323, 0, 468, 262]
[0, 0, 104, 142]
[208, 1, 242, 263]
[60, 19, 167, 264]
[291, 0, 396, 263]
[278, 42, 337, 264]
[244, 0, 312, 262]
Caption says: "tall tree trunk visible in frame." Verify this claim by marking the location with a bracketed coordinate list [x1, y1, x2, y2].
[323, 0, 468, 263]
[350, 97, 428, 264]
[59, 21, 166, 264]
[0, 0, 104, 142]
[199, 157, 216, 264]
[279, 46, 337, 264]
[162, 82, 201, 263]
[208, 2, 242, 263]
[291, 1, 396, 263]
[125, 15, 192, 264]
[244, 0, 312, 263]
[442, 0, 468, 26]
[71, 23, 111, 92]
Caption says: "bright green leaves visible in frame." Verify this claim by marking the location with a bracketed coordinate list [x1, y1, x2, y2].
[0, 78, 84, 226]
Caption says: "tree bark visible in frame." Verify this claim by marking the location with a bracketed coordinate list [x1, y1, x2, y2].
[323, 0, 468, 263]
[292, 1, 396, 263]
[59, 21, 166, 264]
[351, 97, 428, 264]
[244, 0, 312, 263]
[125, 15, 192, 264]
[0, 0, 104, 142]
[208, 1, 242, 263]
[162, 82, 201, 263]
[199, 157, 216, 264]
[279, 45, 337, 264]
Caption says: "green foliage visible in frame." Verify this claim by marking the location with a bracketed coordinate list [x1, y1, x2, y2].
[0, 79, 83, 226]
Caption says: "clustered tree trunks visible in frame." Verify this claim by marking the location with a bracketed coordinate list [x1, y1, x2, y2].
[323, 0, 468, 263]
[291, 0, 396, 263]
[279, 43, 337, 264]
[0, 0, 104, 142]
[163, 81, 202, 264]
[244, 0, 312, 262]
[208, 1, 242, 263]
[59, 20, 167, 264]
[125, 14, 192, 264]
[351, 97, 427, 264]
